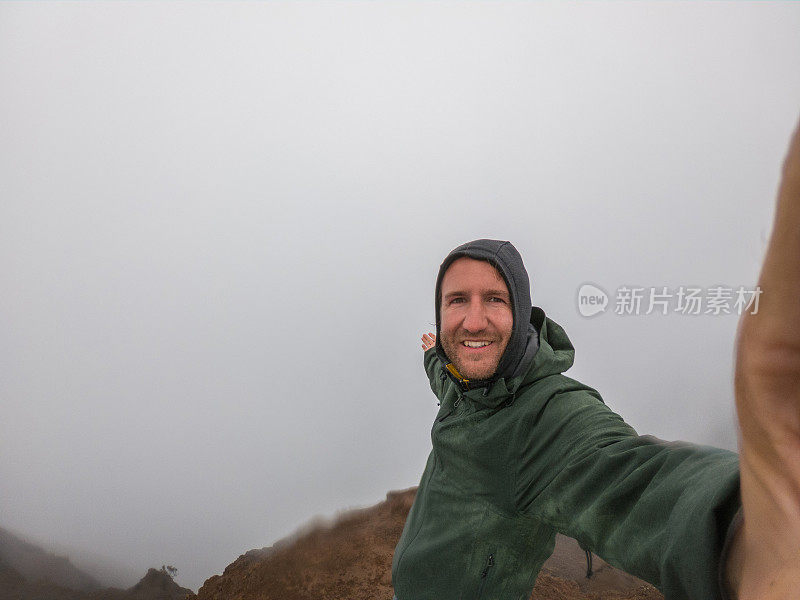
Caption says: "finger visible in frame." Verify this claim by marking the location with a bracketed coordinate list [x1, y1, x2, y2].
[743, 114, 800, 342]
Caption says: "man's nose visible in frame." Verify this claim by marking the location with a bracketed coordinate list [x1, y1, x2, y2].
[462, 300, 489, 332]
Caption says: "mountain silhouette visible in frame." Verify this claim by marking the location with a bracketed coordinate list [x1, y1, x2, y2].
[0, 528, 194, 600]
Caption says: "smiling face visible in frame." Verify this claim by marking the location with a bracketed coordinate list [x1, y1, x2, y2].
[439, 257, 514, 381]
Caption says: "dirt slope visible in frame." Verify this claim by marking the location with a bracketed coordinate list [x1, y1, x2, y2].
[197, 487, 663, 600]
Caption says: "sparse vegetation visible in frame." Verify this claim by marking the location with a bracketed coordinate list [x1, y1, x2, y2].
[161, 565, 178, 580]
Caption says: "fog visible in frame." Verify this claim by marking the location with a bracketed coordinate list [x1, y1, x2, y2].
[2, 1, 800, 592]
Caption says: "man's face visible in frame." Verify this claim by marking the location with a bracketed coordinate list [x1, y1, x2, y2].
[439, 257, 513, 381]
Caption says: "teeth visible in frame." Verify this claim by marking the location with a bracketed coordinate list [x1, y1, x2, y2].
[463, 341, 490, 348]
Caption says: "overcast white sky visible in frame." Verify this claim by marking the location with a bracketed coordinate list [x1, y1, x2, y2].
[2, 1, 800, 593]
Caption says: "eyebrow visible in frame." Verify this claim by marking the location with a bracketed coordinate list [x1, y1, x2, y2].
[443, 289, 510, 300]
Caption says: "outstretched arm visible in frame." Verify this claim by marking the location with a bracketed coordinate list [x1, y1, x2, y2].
[726, 116, 800, 599]
[514, 386, 740, 600]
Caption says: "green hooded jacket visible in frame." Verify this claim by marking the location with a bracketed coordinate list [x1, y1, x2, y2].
[391, 307, 741, 600]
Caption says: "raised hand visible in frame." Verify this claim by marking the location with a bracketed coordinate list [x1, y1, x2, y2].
[421, 332, 436, 351]
[728, 116, 800, 599]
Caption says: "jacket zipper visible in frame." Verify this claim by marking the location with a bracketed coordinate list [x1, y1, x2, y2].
[476, 553, 494, 600]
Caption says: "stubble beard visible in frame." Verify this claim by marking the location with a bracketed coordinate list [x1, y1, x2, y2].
[440, 331, 508, 381]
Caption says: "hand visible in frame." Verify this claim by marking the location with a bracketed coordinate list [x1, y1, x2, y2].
[421, 332, 436, 351]
[727, 115, 800, 599]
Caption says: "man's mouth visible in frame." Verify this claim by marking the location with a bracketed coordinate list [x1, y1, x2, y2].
[462, 341, 492, 348]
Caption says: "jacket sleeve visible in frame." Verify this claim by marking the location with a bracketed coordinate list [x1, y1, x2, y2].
[423, 347, 444, 398]
[513, 388, 741, 600]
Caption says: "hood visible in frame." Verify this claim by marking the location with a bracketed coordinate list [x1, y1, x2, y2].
[428, 305, 576, 408]
[434, 239, 540, 389]
[518, 306, 575, 386]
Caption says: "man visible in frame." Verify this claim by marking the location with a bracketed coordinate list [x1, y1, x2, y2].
[391, 118, 800, 600]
